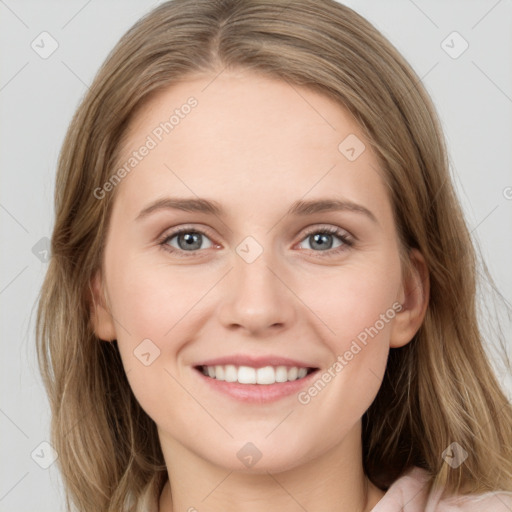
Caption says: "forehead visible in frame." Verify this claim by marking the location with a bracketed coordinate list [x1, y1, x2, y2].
[112, 70, 389, 221]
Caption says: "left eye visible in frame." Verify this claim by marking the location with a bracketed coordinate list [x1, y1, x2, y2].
[297, 228, 351, 252]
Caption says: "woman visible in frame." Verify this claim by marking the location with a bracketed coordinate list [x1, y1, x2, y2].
[36, 1, 512, 510]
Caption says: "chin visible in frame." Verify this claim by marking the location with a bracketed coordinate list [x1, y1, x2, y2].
[199, 437, 315, 475]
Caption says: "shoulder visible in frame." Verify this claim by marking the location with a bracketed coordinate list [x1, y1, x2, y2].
[436, 490, 512, 512]
[370, 466, 512, 512]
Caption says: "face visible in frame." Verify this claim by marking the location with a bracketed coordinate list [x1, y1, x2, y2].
[91, 69, 426, 474]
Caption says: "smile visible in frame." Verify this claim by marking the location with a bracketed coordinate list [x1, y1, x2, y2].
[193, 363, 320, 403]
[196, 364, 316, 385]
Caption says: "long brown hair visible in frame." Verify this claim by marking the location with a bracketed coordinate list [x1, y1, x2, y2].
[36, 1, 512, 510]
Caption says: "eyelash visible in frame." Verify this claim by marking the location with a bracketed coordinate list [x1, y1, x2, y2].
[157, 224, 355, 258]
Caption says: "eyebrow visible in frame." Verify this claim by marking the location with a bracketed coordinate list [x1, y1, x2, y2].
[135, 197, 378, 224]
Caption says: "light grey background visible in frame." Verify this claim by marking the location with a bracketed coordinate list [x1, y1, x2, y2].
[1, 1, 511, 510]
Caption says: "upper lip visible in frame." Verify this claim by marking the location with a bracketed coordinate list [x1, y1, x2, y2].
[194, 354, 318, 369]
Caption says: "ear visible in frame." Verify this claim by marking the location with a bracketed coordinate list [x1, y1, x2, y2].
[89, 269, 116, 342]
[390, 248, 430, 348]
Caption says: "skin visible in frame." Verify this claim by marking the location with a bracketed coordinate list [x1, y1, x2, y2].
[91, 68, 429, 512]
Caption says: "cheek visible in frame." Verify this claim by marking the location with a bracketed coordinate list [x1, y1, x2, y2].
[292, 269, 396, 434]
[293, 257, 401, 404]
[106, 267, 194, 424]
[297, 258, 401, 348]
[107, 256, 208, 340]
[103, 254, 195, 399]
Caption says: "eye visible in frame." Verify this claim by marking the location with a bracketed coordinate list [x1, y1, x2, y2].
[159, 227, 215, 256]
[158, 224, 354, 258]
[297, 226, 354, 255]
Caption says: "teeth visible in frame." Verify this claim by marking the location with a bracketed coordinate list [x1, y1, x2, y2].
[215, 365, 225, 380]
[224, 364, 237, 382]
[200, 365, 310, 384]
[256, 366, 274, 384]
[288, 367, 298, 381]
[298, 367, 307, 379]
[276, 366, 288, 382]
[238, 366, 256, 384]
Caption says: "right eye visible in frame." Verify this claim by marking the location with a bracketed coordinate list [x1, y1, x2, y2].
[159, 228, 216, 256]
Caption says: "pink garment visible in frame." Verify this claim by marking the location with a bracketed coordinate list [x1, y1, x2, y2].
[371, 466, 512, 512]
[143, 466, 512, 511]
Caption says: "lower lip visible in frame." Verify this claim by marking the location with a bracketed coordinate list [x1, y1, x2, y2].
[194, 367, 319, 403]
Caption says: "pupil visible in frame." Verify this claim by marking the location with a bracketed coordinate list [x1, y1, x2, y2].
[180, 232, 201, 250]
[176, 232, 334, 252]
[311, 233, 332, 250]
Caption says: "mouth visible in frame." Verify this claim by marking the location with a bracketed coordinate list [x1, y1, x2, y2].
[194, 364, 319, 385]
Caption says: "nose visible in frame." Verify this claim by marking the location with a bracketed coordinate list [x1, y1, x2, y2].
[216, 246, 297, 336]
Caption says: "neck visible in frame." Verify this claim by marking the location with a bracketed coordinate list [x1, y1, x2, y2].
[158, 422, 385, 512]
